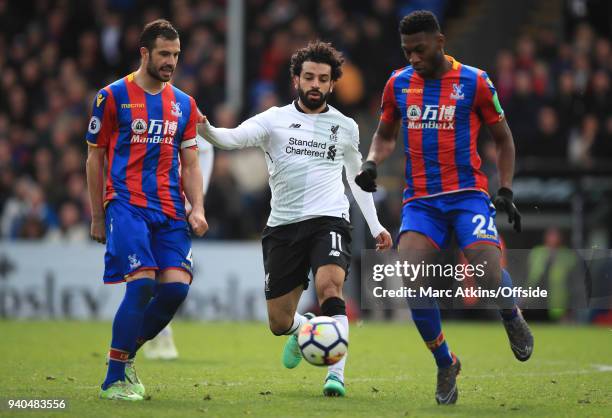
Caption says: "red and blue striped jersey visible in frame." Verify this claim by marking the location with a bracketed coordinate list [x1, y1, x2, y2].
[380, 55, 504, 203]
[86, 73, 199, 220]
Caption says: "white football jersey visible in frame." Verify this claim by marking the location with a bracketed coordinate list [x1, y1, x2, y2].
[201, 102, 384, 237]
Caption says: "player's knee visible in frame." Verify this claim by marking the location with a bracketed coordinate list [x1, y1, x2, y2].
[158, 282, 190, 306]
[268, 314, 293, 336]
[126, 277, 156, 310]
[465, 248, 501, 289]
[479, 263, 501, 289]
[320, 296, 346, 317]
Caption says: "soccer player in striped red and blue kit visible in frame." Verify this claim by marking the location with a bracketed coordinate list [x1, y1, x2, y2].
[86, 19, 208, 401]
[355, 11, 534, 405]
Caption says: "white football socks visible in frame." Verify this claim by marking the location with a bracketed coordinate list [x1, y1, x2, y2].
[158, 324, 173, 337]
[327, 314, 348, 382]
[287, 312, 308, 335]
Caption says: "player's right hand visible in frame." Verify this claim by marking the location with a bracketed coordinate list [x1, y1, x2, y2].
[354, 160, 378, 192]
[90, 216, 106, 244]
[188, 208, 208, 237]
[375, 229, 393, 251]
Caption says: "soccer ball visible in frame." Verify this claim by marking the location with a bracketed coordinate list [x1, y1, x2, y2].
[298, 316, 348, 366]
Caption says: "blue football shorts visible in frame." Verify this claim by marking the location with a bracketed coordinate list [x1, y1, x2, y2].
[399, 190, 501, 250]
[102, 199, 193, 283]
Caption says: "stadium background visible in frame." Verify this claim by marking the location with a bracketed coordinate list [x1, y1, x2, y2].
[0, 0, 610, 323]
[0, 1, 611, 417]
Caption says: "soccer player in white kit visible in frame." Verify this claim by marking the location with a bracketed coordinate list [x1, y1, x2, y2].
[198, 41, 393, 396]
[144, 136, 214, 360]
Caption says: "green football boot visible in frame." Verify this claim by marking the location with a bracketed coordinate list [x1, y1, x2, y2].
[125, 359, 145, 397]
[323, 373, 346, 397]
[282, 313, 314, 369]
[99, 381, 143, 401]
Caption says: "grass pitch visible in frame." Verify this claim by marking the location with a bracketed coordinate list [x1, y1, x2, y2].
[1, 321, 611, 417]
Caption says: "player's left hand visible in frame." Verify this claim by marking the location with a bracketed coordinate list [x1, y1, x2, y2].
[493, 187, 522, 233]
[355, 161, 378, 192]
[188, 207, 208, 237]
[375, 229, 393, 251]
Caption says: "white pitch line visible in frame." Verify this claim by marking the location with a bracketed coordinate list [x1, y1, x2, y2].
[592, 364, 612, 372]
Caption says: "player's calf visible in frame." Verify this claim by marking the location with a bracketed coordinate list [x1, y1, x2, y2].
[268, 314, 296, 336]
[320, 296, 349, 396]
[131, 282, 190, 358]
[101, 278, 155, 391]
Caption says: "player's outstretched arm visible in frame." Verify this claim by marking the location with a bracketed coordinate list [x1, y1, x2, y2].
[197, 112, 270, 150]
[180, 146, 208, 237]
[367, 118, 400, 165]
[345, 124, 393, 250]
[488, 119, 522, 232]
[197, 136, 215, 194]
[354, 119, 400, 192]
[86, 145, 107, 244]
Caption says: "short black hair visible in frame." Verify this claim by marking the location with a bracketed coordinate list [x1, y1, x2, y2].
[399, 10, 441, 35]
[139, 19, 179, 51]
[289, 41, 344, 81]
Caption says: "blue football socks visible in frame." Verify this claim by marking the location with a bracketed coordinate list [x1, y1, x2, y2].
[411, 300, 453, 368]
[130, 282, 190, 357]
[102, 278, 155, 389]
[499, 269, 518, 320]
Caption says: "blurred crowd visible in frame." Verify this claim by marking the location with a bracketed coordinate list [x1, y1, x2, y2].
[493, 23, 612, 169]
[0, 0, 230, 240]
[0, 0, 610, 242]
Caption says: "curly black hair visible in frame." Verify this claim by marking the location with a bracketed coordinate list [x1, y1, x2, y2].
[289, 41, 344, 81]
[399, 10, 440, 35]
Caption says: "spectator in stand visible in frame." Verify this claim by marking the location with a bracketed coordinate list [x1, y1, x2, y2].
[569, 114, 599, 168]
[45, 200, 89, 242]
[527, 106, 566, 159]
[505, 71, 541, 147]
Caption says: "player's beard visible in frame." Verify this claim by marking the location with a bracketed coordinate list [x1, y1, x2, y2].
[298, 87, 329, 110]
[147, 60, 174, 82]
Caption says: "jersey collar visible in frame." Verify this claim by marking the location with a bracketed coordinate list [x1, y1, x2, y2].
[445, 55, 461, 70]
[293, 100, 329, 114]
[127, 72, 169, 96]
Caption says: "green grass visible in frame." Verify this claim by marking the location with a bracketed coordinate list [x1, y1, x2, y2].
[1, 321, 611, 418]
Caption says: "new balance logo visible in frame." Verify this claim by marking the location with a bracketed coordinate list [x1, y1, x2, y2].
[289, 123, 301, 128]
[328, 250, 341, 257]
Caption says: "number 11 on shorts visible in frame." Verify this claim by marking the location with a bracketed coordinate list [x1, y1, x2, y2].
[330, 231, 343, 251]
